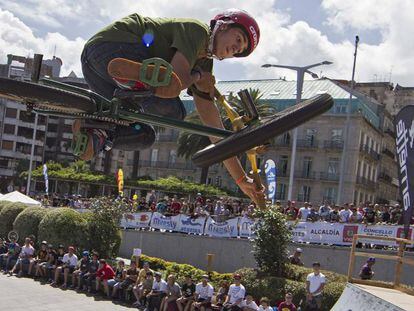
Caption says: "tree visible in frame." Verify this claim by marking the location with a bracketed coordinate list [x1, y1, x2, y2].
[253, 206, 291, 276]
[177, 89, 276, 184]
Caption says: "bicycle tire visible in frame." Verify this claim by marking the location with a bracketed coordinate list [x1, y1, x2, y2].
[0, 77, 96, 113]
[192, 93, 334, 167]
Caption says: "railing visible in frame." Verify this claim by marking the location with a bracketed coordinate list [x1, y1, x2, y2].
[295, 171, 317, 179]
[319, 172, 340, 181]
[384, 128, 396, 138]
[382, 148, 395, 159]
[296, 139, 318, 148]
[323, 140, 344, 150]
[378, 171, 393, 183]
[138, 160, 197, 170]
[347, 234, 414, 294]
[356, 176, 377, 189]
[360, 144, 381, 161]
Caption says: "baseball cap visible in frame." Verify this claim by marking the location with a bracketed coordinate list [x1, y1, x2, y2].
[367, 257, 376, 263]
[41, 240, 48, 245]
[296, 248, 303, 253]
[155, 272, 162, 277]
[201, 274, 209, 280]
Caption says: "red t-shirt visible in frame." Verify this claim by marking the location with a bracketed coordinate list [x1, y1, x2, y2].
[278, 302, 297, 311]
[97, 264, 115, 280]
[171, 202, 181, 214]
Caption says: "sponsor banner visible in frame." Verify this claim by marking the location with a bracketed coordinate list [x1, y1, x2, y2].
[177, 215, 206, 235]
[304, 222, 345, 245]
[238, 216, 258, 238]
[150, 212, 180, 231]
[394, 106, 414, 238]
[358, 224, 414, 247]
[288, 221, 308, 243]
[204, 217, 239, 238]
[120, 212, 152, 229]
[265, 159, 277, 201]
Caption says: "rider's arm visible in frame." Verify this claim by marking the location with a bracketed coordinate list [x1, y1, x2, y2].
[170, 51, 201, 90]
[193, 94, 246, 182]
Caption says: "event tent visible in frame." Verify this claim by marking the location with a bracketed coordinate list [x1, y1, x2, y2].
[0, 191, 41, 206]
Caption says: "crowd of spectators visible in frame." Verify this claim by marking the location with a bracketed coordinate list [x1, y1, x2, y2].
[0, 236, 306, 310]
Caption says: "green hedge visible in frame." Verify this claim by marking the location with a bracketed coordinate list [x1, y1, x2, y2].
[38, 208, 88, 250]
[0, 201, 14, 214]
[13, 206, 48, 244]
[0, 202, 27, 238]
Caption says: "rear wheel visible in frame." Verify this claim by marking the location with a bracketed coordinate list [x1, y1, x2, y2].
[192, 93, 334, 167]
[0, 77, 96, 113]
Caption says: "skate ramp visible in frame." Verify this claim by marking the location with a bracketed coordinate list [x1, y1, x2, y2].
[331, 283, 414, 311]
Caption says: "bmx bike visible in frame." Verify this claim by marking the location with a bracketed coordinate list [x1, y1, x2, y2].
[0, 54, 334, 208]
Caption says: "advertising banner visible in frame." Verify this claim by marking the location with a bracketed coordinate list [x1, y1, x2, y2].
[150, 212, 180, 231]
[238, 216, 257, 238]
[120, 212, 152, 229]
[394, 105, 414, 238]
[204, 217, 239, 238]
[264, 159, 277, 202]
[177, 215, 206, 235]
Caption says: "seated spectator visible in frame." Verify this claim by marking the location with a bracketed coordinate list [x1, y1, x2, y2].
[306, 204, 319, 222]
[306, 262, 326, 311]
[133, 261, 153, 305]
[298, 202, 311, 222]
[71, 250, 90, 289]
[215, 281, 229, 306]
[53, 246, 78, 288]
[223, 274, 245, 311]
[339, 204, 352, 223]
[0, 237, 20, 273]
[177, 274, 196, 311]
[82, 252, 100, 292]
[95, 259, 115, 297]
[133, 270, 154, 308]
[191, 275, 214, 311]
[278, 292, 297, 311]
[10, 237, 34, 277]
[349, 209, 363, 223]
[327, 205, 340, 222]
[161, 274, 182, 311]
[359, 257, 375, 280]
[28, 240, 48, 276]
[288, 248, 304, 266]
[36, 244, 57, 281]
[0, 239, 7, 256]
[318, 202, 331, 221]
[258, 297, 272, 311]
[390, 204, 403, 224]
[241, 294, 259, 311]
[147, 272, 168, 311]
[112, 260, 138, 299]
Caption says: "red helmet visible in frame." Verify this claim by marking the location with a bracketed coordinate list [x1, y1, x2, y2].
[212, 9, 260, 57]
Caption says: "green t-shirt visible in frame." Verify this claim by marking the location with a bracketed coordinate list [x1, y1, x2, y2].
[86, 13, 213, 72]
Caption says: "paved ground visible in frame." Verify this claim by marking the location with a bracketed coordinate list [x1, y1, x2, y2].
[0, 273, 133, 310]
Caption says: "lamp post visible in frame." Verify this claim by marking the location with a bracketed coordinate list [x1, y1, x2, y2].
[262, 61, 333, 201]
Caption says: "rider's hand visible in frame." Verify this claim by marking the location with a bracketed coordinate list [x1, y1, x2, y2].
[194, 71, 216, 99]
[237, 176, 265, 206]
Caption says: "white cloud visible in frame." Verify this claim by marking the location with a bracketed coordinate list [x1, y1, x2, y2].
[1, 0, 414, 86]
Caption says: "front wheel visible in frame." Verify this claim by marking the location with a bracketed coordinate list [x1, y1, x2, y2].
[192, 93, 334, 167]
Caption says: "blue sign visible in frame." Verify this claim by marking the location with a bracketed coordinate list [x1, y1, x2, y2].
[265, 159, 277, 202]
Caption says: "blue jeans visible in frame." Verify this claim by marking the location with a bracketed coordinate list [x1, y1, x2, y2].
[81, 42, 186, 150]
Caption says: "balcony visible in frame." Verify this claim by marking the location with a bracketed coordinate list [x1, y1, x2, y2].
[139, 160, 197, 170]
[278, 170, 289, 177]
[295, 171, 317, 179]
[319, 172, 340, 181]
[384, 128, 396, 138]
[323, 140, 344, 150]
[382, 148, 395, 160]
[296, 139, 318, 149]
[272, 139, 290, 148]
[360, 144, 381, 161]
[378, 171, 392, 183]
[356, 176, 377, 189]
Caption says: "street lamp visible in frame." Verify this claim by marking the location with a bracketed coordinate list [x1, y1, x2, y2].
[262, 61, 333, 201]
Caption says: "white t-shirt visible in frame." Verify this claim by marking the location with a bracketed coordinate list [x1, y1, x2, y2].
[339, 209, 352, 222]
[240, 300, 259, 311]
[306, 272, 326, 296]
[228, 284, 246, 305]
[258, 306, 273, 311]
[20, 245, 35, 257]
[299, 207, 311, 221]
[152, 279, 168, 292]
[63, 253, 78, 267]
[195, 282, 214, 299]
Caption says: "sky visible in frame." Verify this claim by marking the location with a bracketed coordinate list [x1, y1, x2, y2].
[0, 0, 413, 86]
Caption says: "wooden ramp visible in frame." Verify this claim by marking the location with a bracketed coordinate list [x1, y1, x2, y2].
[331, 283, 414, 311]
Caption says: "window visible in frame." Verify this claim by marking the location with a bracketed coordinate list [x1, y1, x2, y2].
[150, 149, 158, 164]
[306, 129, 317, 146]
[19, 111, 35, 123]
[359, 192, 364, 203]
[0, 158, 8, 168]
[5, 108, 17, 118]
[47, 124, 58, 132]
[278, 183, 287, 200]
[298, 185, 311, 202]
[282, 132, 290, 145]
[17, 126, 34, 139]
[357, 161, 361, 176]
[324, 187, 337, 203]
[328, 157, 339, 175]
[279, 155, 288, 176]
[3, 124, 15, 134]
[215, 176, 222, 187]
[331, 129, 343, 142]
[302, 156, 312, 177]
[168, 150, 177, 164]
[1, 140, 13, 150]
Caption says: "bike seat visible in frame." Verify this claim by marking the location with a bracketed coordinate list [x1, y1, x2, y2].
[113, 88, 153, 100]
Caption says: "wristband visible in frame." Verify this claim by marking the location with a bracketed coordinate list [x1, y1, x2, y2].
[236, 175, 246, 185]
